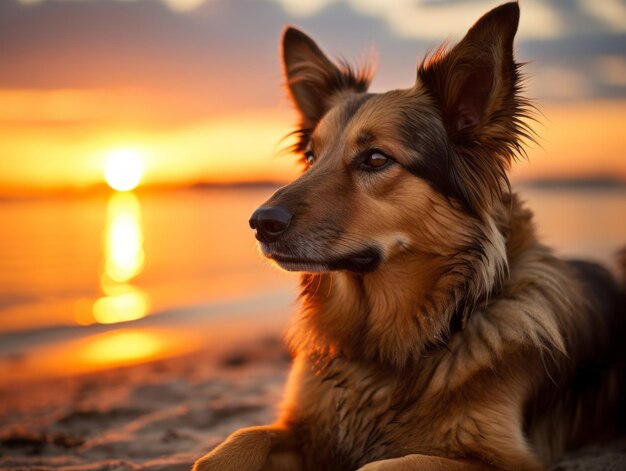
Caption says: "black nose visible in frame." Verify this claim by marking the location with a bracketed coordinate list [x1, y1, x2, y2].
[249, 206, 293, 243]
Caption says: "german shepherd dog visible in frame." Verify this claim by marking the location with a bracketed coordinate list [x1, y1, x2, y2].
[194, 3, 626, 470]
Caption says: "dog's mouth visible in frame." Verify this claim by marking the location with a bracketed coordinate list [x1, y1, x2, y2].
[264, 247, 381, 273]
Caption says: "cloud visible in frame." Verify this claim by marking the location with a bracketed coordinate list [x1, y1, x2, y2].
[2, 0, 626, 105]
[595, 55, 626, 87]
[350, 0, 566, 40]
[162, 0, 207, 12]
[526, 66, 592, 100]
[0, 0, 290, 116]
[268, 0, 333, 17]
[578, 0, 626, 33]
[17, 0, 210, 13]
[271, 0, 625, 40]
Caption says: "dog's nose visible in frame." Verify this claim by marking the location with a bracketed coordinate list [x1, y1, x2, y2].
[249, 206, 293, 243]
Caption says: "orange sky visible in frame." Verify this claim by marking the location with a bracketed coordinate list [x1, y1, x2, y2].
[0, 102, 301, 194]
[1, 92, 624, 195]
[510, 100, 626, 182]
[1, 0, 625, 195]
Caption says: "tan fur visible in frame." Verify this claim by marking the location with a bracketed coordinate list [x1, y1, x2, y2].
[194, 3, 625, 470]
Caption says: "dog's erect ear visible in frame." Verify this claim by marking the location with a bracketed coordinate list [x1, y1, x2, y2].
[282, 27, 371, 131]
[418, 2, 530, 215]
[419, 2, 520, 140]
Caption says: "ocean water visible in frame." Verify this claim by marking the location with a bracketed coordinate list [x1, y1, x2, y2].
[0, 185, 624, 380]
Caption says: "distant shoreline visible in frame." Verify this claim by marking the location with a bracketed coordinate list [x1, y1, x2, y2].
[1, 177, 625, 201]
[517, 176, 626, 190]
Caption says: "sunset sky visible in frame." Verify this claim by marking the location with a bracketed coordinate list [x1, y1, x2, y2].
[1, 0, 625, 195]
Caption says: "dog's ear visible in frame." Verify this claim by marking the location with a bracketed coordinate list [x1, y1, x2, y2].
[419, 2, 520, 139]
[418, 2, 530, 214]
[282, 27, 370, 130]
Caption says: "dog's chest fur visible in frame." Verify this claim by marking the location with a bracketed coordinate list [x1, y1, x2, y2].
[291, 358, 406, 469]
[285, 354, 482, 470]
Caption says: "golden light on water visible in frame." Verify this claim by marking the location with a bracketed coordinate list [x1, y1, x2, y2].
[105, 192, 145, 282]
[104, 149, 143, 191]
[92, 289, 150, 324]
[74, 191, 151, 326]
[93, 191, 150, 324]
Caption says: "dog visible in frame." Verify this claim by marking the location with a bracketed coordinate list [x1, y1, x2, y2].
[193, 3, 626, 470]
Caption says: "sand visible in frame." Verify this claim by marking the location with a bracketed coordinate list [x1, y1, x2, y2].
[0, 336, 289, 471]
[1, 335, 625, 471]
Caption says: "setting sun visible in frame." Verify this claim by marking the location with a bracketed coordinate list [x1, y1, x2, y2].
[104, 150, 144, 191]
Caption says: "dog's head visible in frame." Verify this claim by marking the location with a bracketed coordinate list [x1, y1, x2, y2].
[250, 2, 529, 278]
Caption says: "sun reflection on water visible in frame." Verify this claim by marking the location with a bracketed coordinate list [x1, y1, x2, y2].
[94, 192, 150, 324]
[105, 192, 145, 282]
[73, 191, 151, 326]
[92, 289, 150, 324]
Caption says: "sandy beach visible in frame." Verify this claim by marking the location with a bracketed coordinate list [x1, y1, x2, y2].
[0, 335, 290, 471]
[1, 331, 626, 471]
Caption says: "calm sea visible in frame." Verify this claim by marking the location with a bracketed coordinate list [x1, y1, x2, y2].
[0, 186, 624, 380]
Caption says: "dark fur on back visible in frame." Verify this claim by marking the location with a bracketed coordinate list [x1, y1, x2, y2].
[524, 260, 626, 457]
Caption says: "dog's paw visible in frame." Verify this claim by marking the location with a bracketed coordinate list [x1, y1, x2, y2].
[192, 451, 300, 471]
[356, 461, 392, 471]
[192, 453, 256, 471]
[356, 457, 418, 471]
[191, 455, 220, 471]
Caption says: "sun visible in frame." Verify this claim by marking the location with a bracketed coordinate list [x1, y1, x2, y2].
[104, 150, 144, 191]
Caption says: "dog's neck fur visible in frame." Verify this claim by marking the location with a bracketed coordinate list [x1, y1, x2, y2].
[288, 194, 569, 369]
[292, 265, 483, 368]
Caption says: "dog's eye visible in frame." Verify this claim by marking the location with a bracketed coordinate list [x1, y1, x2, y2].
[304, 151, 315, 166]
[361, 151, 391, 171]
